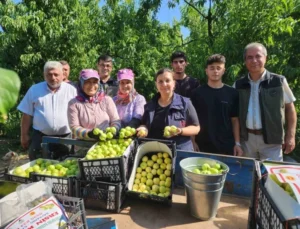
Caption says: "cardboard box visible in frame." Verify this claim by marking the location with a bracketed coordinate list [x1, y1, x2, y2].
[263, 163, 300, 220]
[265, 176, 300, 219]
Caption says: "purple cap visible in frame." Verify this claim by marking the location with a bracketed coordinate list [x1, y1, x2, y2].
[79, 69, 99, 80]
[117, 69, 134, 81]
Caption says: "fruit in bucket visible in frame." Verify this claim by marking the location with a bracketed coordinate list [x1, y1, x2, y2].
[191, 162, 225, 175]
[132, 152, 172, 197]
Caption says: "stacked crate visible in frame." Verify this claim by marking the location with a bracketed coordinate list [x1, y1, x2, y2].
[75, 140, 136, 213]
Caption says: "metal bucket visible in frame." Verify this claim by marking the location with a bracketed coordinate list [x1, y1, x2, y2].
[180, 157, 229, 220]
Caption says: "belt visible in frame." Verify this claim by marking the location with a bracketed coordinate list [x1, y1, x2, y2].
[34, 129, 71, 138]
[247, 128, 263, 135]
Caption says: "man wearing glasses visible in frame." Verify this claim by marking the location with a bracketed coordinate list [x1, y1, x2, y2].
[170, 51, 200, 98]
[97, 54, 118, 97]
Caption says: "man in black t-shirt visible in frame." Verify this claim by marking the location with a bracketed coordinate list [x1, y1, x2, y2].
[170, 51, 200, 98]
[191, 54, 243, 156]
[97, 54, 118, 97]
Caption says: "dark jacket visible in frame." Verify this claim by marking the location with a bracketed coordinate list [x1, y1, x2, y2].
[235, 70, 285, 144]
[101, 78, 118, 97]
[143, 93, 194, 150]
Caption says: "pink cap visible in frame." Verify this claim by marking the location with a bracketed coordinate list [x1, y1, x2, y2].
[80, 69, 99, 80]
[117, 69, 134, 81]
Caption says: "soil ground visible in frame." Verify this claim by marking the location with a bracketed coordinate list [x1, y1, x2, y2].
[0, 138, 29, 171]
[86, 188, 250, 229]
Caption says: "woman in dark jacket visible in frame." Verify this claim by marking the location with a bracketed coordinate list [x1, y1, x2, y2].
[137, 68, 200, 151]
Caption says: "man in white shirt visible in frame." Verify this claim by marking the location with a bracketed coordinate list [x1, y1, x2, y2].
[234, 42, 297, 161]
[18, 61, 77, 160]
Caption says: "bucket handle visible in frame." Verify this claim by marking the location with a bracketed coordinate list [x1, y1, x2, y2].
[227, 160, 242, 176]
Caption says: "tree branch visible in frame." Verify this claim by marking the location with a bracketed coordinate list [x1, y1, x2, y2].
[184, 0, 207, 19]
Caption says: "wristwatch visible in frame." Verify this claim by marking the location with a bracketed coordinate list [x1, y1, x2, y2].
[235, 142, 242, 147]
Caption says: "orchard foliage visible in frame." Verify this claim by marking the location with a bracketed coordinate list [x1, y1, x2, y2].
[0, 0, 300, 158]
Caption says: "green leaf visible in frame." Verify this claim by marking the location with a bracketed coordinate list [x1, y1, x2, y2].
[0, 68, 21, 123]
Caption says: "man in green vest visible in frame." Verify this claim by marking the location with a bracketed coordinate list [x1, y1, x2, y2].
[234, 42, 297, 161]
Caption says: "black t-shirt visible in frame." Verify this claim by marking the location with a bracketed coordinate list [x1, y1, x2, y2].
[191, 84, 239, 154]
[147, 104, 170, 139]
[100, 78, 118, 97]
[175, 76, 200, 98]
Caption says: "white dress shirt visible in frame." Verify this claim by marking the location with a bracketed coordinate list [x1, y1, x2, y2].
[18, 81, 77, 135]
[246, 71, 296, 129]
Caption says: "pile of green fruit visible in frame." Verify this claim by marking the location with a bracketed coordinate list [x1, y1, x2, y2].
[132, 152, 172, 197]
[163, 125, 179, 137]
[191, 163, 225, 175]
[92, 126, 136, 140]
[12, 158, 79, 178]
[269, 173, 297, 201]
[85, 138, 133, 160]
[119, 126, 136, 139]
[93, 127, 117, 141]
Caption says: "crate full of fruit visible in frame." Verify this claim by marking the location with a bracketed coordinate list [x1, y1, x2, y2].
[30, 158, 80, 196]
[78, 138, 135, 184]
[263, 162, 300, 220]
[6, 159, 59, 184]
[127, 139, 176, 206]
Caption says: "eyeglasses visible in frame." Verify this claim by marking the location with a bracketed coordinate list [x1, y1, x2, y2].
[172, 60, 185, 64]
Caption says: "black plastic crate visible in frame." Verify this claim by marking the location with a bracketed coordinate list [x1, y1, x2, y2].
[78, 141, 135, 184]
[0, 168, 7, 180]
[55, 194, 88, 229]
[31, 173, 75, 196]
[251, 179, 300, 229]
[127, 138, 176, 206]
[4, 173, 33, 184]
[75, 180, 125, 213]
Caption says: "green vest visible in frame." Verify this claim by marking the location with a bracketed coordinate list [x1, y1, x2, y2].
[235, 71, 285, 144]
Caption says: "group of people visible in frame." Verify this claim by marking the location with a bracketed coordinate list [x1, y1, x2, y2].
[18, 42, 297, 162]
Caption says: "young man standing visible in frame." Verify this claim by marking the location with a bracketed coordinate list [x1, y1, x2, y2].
[170, 51, 200, 98]
[97, 54, 118, 97]
[191, 54, 243, 156]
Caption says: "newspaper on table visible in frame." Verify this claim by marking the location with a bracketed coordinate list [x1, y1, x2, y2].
[5, 196, 69, 229]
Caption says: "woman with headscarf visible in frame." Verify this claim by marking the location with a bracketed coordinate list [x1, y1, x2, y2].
[113, 69, 146, 128]
[68, 69, 121, 139]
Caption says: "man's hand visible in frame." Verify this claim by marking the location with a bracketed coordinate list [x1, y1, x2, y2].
[21, 134, 30, 149]
[282, 135, 296, 154]
[233, 145, 243, 156]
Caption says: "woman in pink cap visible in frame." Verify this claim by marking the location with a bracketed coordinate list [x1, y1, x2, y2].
[68, 69, 121, 139]
[113, 68, 146, 128]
